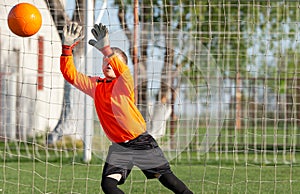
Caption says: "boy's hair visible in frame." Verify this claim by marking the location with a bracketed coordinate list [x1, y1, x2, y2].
[111, 47, 128, 65]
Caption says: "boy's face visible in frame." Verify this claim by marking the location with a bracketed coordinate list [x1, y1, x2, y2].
[102, 59, 116, 80]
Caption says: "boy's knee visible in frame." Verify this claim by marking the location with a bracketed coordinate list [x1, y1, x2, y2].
[101, 177, 124, 194]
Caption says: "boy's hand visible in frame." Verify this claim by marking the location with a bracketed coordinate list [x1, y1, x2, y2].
[88, 23, 112, 56]
[62, 22, 84, 56]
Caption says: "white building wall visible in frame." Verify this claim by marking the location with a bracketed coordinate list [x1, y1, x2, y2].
[0, 0, 64, 139]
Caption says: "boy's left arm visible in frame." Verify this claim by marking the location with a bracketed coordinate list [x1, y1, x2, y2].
[88, 23, 129, 77]
[88, 23, 114, 58]
[88, 23, 133, 91]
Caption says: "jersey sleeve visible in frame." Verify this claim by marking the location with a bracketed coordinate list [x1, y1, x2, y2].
[105, 54, 130, 78]
[106, 54, 134, 96]
[60, 55, 97, 98]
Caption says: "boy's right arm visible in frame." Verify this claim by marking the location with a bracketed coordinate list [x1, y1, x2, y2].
[60, 22, 96, 97]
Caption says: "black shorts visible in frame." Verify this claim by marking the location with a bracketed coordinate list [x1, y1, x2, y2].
[102, 132, 172, 184]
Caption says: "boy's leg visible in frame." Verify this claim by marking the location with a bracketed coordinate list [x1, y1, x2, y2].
[101, 162, 132, 194]
[159, 173, 193, 194]
[101, 175, 124, 194]
[101, 143, 133, 194]
[130, 133, 193, 193]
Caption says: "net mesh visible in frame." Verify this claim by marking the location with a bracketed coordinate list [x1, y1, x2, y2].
[0, 0, 300, 193]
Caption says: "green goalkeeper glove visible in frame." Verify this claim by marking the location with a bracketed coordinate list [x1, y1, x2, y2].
[62, 22, 84, 56]
[88, 23, 112, 56]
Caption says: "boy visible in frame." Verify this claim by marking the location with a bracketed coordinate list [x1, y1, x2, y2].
[60, 22, 193, 194]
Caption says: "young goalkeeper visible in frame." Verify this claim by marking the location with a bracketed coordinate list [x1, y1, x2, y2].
[60, 22, 193, 194]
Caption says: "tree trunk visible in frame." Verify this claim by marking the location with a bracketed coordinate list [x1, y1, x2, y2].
[46, 0, 85, 144]
[235, 72, 242, 131]
[46, 0, 69, 38]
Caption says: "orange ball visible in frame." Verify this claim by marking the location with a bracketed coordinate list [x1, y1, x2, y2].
[7, 3, 42, 37]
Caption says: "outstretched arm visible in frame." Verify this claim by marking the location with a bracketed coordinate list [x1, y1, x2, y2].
[61, 22, 84, 56]
[88, 23, 114, 57]
[60, 22, 96, 97]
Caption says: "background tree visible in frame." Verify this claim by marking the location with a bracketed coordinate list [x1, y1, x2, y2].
[46, 0, 86, 143]
[45, 0, 299, 145]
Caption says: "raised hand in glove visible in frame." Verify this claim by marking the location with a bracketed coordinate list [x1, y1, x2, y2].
[88, 23, 113, 57]
[62, 22, 84, 56]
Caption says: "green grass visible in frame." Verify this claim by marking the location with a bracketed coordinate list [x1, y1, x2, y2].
[1, 151, 300, 194]
[1, 127, 300, 194]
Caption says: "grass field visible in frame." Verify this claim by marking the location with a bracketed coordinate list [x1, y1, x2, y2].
[1, 148, 300, 194]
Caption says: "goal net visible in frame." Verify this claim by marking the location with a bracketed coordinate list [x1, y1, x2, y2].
[0, 0, 300, 193]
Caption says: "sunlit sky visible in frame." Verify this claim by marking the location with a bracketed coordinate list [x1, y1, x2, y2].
[65, 0, 112, 24]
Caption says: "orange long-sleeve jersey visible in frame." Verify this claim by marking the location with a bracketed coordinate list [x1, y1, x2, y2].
[60, 54, 146, 143]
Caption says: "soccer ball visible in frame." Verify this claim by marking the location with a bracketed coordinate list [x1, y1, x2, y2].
[7, 3, 42, 37]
